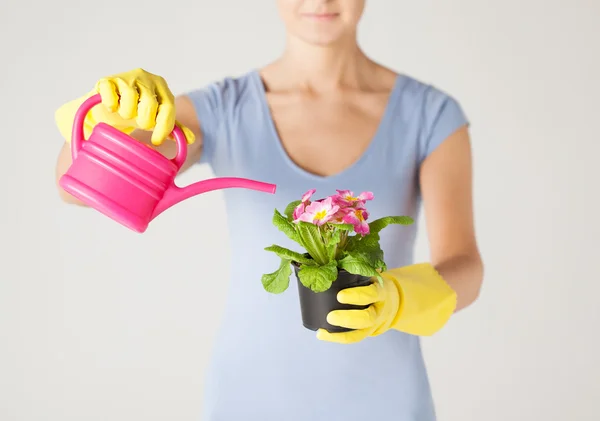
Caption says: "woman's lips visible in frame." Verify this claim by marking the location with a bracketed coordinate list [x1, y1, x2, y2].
[301, 13, 340, 21]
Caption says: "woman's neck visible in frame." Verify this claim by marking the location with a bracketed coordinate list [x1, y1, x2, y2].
[270, 34, 376, 92]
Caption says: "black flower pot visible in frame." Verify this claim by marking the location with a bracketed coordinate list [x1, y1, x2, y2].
[292, 261, 372, 333]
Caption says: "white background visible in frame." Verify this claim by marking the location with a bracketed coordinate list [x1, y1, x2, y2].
[1, 0, 599, 420]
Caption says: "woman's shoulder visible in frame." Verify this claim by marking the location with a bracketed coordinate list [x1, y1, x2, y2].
[388, 72, 467, 135]
[391, 72, 469, 161]
[394, 72, 462, 110]
[205, 70, 259, 97]
[184, 70, 260, 111]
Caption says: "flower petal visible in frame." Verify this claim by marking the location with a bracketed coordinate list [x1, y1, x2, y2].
[355, 221, 370, 235]
[297, 212, 315, 223]
[358, 191, 374, 201]
[342, 212, 360, 225]
[301, 189, 317, 202]
[292, 202, 305, 220]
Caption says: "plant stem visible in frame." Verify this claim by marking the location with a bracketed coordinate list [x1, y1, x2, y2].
[336, 231, 349, 260]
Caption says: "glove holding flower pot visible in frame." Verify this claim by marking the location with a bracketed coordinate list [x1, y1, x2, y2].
[261, 188, 459, 343]
[261, 189, 413, 332]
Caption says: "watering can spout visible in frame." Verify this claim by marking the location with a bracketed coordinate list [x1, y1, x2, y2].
[151, 177, 277, 220]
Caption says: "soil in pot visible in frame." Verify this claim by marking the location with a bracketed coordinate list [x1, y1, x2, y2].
[292, 261, 373, 333]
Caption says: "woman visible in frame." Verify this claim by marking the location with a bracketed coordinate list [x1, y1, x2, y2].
[54, 1, 483, 420]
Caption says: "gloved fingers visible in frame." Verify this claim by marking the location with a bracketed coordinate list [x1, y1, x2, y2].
[327, 306, 377, 330]
[153, 102, 176, 146]
[96, 79, 120, 113]
[337, 283, 384, 306]
[316, 327, 370, 344]
[136, 84, 159, 131]
[92, 69, 189, 146]
[173, 120, 197, 144]
[153, 80, 177, 145]
[109, 77, 139, 120]
[154, 75, 175, 105]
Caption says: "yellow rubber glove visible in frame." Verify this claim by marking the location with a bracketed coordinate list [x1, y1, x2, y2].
[55, 68, 195, 146]
[316, 263, 457, 344]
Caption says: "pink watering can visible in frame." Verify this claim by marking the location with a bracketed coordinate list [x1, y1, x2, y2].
[59, 94, 277, 233]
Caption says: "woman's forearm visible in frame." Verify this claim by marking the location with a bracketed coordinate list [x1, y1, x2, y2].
[55, 142, 87, 206]
[433, 252, 484, 312]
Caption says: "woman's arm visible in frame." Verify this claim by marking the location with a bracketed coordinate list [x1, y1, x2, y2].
[316, 124, 483, 344]
[419, 125, 484, 311]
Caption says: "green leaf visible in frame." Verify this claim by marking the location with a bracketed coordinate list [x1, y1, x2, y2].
[296, 221, 328, 265]
[343, 217, 414, 278]
[261, 258, 292, 294]
[338, 253, 381, 284]
[346, 232, 387, 272]
[347, 230, 379, 254]
[283, 200, 302, 221]
[368, 216, 414, 235]
[264, 245, 314, 265]
[347, 230, 379, 250]
[352, 247, 386, 273]
[297, 260, 338, 293]
[272, 209, 300, 243]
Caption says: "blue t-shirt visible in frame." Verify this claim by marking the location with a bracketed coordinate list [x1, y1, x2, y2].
[186, 70, 468, 421]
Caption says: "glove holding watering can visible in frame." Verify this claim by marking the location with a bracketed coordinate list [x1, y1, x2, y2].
[55, 68, 196, 146]
[56, 68, 276, 233]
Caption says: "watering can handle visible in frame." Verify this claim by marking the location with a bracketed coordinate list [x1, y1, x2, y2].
[71, 93, 188, 169]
